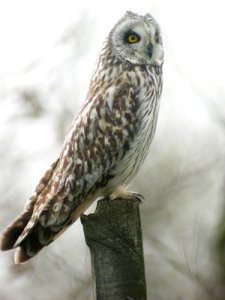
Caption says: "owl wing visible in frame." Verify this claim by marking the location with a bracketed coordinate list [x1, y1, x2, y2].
[34, 81, 140, 227]
[0, 82, 140, 261]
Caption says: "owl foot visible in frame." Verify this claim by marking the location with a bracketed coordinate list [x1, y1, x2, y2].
[120, 192, 145, 204]
[109, 187, 145, 204]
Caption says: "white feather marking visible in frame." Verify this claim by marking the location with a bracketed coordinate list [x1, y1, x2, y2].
[106, 86, 116, 112]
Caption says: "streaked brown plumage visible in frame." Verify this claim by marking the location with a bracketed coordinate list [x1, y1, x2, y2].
[0, 11, 164, 263]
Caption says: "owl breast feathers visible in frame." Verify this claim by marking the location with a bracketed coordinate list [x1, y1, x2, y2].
[0, 11, 163, 263]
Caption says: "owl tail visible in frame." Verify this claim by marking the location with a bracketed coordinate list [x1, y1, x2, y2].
[11, 194, 95, 264]
[0, 203, 36, 252]
[0, 215, 68, 264]
[0, 198, 46, 263]
[13, 220, 70, 264]
[0, 158, 60, 263]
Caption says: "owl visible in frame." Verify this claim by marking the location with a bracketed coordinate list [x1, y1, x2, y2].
[0, 11, 164, 263]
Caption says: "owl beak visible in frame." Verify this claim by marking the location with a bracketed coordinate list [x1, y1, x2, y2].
[147, 42, 153, 58]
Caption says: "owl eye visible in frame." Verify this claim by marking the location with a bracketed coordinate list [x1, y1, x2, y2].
[125, 32, 141, 44]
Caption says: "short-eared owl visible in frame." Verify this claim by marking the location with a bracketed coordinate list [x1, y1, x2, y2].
[0, 11, 164, 263]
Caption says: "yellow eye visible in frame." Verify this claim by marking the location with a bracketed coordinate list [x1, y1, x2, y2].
[127, 34, 140, 43]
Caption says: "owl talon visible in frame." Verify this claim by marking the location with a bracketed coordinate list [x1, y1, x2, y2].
[126, 192, 145, 204]
[133, 193, 145, 204]
[109, 189, 145, 204]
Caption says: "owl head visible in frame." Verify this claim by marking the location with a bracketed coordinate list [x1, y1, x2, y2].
[109, 11, 164, 66]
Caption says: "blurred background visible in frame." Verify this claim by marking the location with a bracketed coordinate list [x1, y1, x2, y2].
[0, 0, 225, 299]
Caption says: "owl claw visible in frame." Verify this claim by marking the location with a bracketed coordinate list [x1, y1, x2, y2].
[133, 193, 145, 204]
[108, 188, 145, 204]
[125, 192, 145, 204]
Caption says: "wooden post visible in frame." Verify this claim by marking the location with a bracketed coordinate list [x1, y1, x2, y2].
[81, 198, 147, 300]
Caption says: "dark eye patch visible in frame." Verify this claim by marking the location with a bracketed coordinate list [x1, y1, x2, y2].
[155, 31, 161, 43]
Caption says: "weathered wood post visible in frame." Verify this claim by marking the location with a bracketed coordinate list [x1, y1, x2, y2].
[81, 198, 147, 300]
